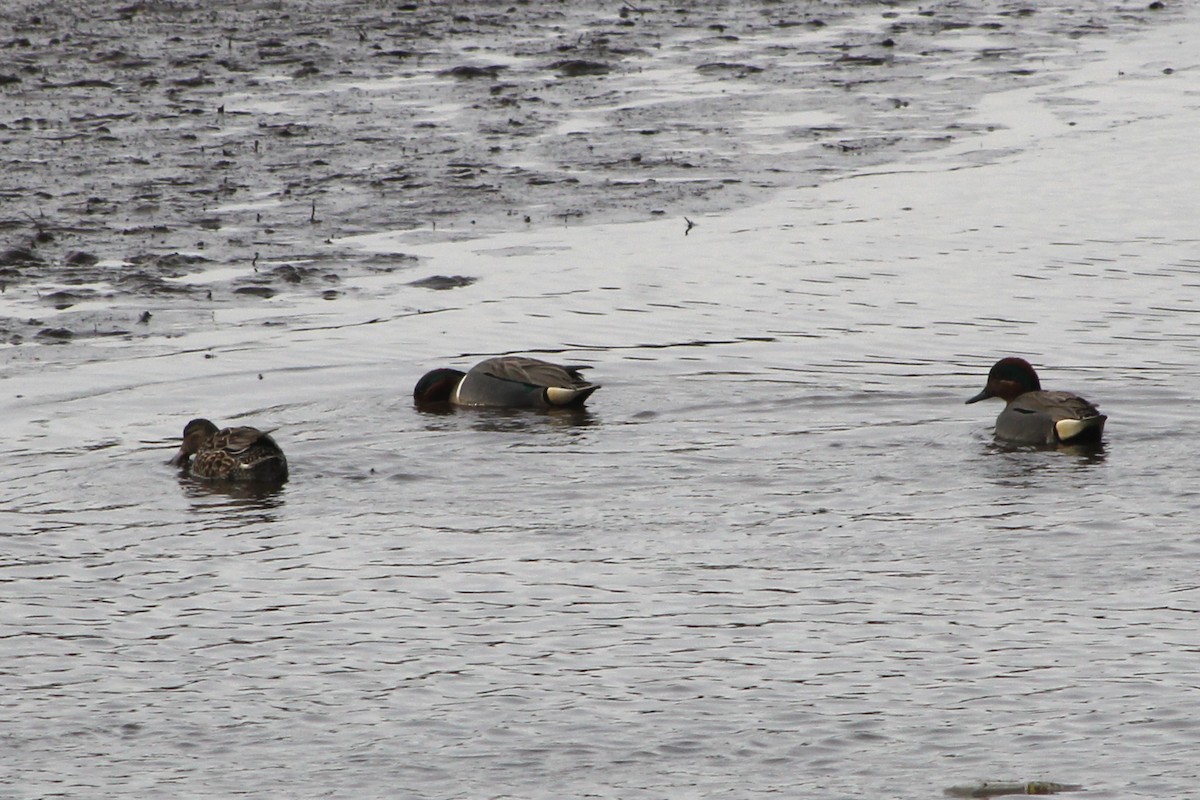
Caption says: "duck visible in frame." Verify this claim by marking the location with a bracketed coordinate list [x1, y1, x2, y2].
[169, 418, 289, 483]
[414, 355, 600, 409]
[966, 357, 1106, 445]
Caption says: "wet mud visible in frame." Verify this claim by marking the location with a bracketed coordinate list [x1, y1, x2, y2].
[0, 0, 1174, 344]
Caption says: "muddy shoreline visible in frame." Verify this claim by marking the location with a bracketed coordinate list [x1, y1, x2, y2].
[0, 0, 1174, 346]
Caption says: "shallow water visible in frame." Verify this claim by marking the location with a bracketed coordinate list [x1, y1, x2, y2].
[4, 3, 1200, 799]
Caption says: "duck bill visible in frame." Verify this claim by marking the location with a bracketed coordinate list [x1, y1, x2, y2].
[965, 388, 993, 405]
[168, 446, 188, 467]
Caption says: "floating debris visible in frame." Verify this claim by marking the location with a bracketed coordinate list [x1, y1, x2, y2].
[0, 247, 42, 266]
[944, 781, 1083, 798]
[234, 285, 276, 298]
[440, 64, 506, 79]
[408, 274, 477, 291]
[65, 250, 99, 266]
[695, 61, 764, 77]
[548, 59, 611, 77]
[35, 327, 74, 341]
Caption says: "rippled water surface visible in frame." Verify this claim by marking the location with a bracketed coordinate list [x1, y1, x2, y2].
[5, 6, 1200, 800]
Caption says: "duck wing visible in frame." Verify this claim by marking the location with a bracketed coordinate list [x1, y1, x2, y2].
[458, 356, 599, 407]
[218, 426, 280, 454]
[1011, 390, 1106, 443]
[1012, 390, 1102, 421]
[478, 356, 594, 389]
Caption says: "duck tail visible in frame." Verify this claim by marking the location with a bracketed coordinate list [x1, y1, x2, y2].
[1055, 414, 1106, 443]
[545, 384, 600, 407]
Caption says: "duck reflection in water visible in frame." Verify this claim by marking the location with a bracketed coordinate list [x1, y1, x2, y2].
[416, 401, 597, 434]
[179, 477, 287, 515]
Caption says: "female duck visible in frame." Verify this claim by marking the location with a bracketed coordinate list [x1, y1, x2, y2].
[966, 357, 1106, 445]
[414, 356, 600, 409]
[170, 418, 289, 483]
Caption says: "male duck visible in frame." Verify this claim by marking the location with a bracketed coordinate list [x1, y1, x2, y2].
[966, 357, 1106, 445]
[170, 418, 289, 483]
[414, 356, 600, 409]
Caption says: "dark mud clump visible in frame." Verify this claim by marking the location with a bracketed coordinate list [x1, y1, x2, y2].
[0, 0, 1178, 343]
[409, 275, 478, 291]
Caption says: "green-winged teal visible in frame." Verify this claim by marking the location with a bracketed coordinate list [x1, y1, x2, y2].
[966, 357, 1106, 445]
[414, 356, 600, 409]
[170, 418, 289, 483]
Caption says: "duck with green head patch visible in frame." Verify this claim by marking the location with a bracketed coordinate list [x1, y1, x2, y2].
[414, 356, 599, 409]
[966, 357, 1106, 445]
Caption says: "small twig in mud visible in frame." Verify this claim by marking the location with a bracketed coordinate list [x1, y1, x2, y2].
[22, 211, 53, 244]
[684, 217, 695, 236]
[310, 200, 318, 223]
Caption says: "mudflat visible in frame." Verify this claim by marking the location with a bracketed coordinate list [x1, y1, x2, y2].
[0, 0, 1173, 343]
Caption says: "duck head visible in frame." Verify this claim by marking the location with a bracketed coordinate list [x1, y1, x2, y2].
[170, 418, 219, 466]
[413, 368, 466, 404]
[966, 357, 1041, 404]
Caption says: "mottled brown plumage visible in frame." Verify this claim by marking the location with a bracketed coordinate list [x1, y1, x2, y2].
[170, 418, 288, 483]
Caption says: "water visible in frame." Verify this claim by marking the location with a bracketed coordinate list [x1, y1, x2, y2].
[4, 5, 1200, 799]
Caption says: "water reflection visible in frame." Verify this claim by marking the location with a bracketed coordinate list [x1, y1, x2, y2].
[177, 476, 287, 517]
[1051, 441, 1107, 463]
[984, 439, 1106, 463]
[416, 404, 598, 433]
[978, 440, 1107, 489]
